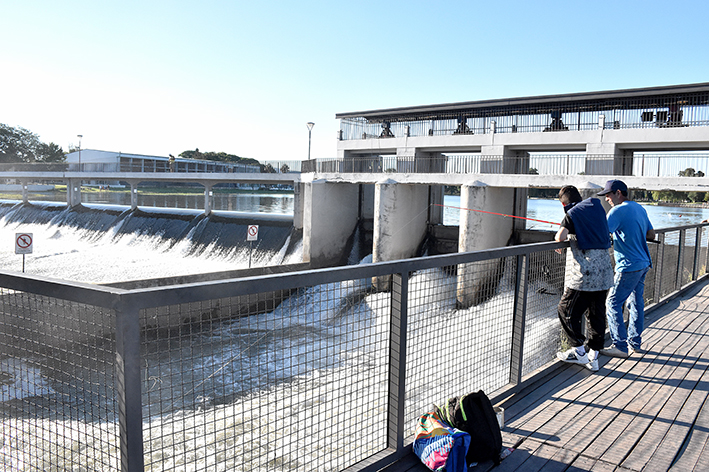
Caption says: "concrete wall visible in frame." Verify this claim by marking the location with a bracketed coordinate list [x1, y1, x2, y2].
[372, 181, 429, 263]
[457, 183, 516, 307]
[302, 181, 360, 268]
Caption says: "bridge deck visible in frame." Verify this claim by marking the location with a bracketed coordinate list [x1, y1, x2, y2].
[386, 280, 709, 472]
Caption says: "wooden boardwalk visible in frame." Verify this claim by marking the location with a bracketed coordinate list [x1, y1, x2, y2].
[384, 280, 709, 472]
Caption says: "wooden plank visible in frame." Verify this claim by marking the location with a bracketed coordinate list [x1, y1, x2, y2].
[566, 454, 618, 472]
[669, 390, 709, 470]
[622, 346, 709, 471]
[582, 310, 709, 462]
[598, 312, 709, 466]
[565, 309, 709, 454]
[508, 300, 699, 452]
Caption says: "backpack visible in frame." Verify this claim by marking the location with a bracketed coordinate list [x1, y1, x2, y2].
[435, 390, 502, 465]
[412, 410, 471, 472]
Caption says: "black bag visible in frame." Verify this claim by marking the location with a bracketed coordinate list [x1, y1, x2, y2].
[435, 390, 502, 465]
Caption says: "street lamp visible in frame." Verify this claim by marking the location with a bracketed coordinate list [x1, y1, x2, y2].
[77, 135, 83, 171]
[306, 122, 314, 160]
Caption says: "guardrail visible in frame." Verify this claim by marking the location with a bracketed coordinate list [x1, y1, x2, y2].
[0, 223, 707, 471]
[303, 153, 709, 178]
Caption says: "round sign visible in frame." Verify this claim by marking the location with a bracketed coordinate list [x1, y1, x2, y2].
[15, 233, 33, 254]
[247, 225, 259, 241]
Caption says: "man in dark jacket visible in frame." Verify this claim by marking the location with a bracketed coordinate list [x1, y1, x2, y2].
[555, 186, 614, 372]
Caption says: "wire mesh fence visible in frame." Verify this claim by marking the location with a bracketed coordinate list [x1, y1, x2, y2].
[0, 223, 706, 471]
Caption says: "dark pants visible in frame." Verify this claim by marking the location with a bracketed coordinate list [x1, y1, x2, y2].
[557, 288, 608, 352]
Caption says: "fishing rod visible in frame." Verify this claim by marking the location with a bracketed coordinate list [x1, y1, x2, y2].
[434, 203, 560, 226]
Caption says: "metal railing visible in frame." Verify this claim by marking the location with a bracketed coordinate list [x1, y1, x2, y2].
[305, 153, 709, 178]
[0, 223, 707, 471]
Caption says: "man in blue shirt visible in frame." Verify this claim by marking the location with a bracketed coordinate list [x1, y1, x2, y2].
[598, 180, 655, 358]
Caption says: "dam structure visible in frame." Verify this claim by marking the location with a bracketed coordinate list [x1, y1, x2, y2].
[5, 83, 709, 272]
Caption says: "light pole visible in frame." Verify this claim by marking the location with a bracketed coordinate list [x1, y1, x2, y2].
[306, 122, 314, 160]
[77, 135, 83, 171]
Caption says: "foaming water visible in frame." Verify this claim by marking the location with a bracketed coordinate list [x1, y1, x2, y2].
[0, 201, 301, 284]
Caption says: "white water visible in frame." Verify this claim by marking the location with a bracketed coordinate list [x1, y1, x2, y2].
[0, 203, 302, 284]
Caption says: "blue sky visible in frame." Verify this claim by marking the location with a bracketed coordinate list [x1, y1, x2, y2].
[2, 1, 708, 162]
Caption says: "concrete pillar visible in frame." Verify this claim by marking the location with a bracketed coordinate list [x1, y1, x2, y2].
[203, 184, 213, 215]
[302, 181, 360, 268]
[480, 145, 530, 174]
[585, 142, 633, 175]
[130, 182, 139, 210]
[293, 183, 304, 230]
[67, 179, 82, 207]
[428, 185, 445, 225]
[372, 182, 429, 290]
[20, 180, 28, 204]
[456, 182, 516, 307]
[373, 181, 429, 263]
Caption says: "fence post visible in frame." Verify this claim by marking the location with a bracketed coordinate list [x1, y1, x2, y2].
[693, 226, 703, 281]
[510, 254, 529, 385]
[387, 271, 409, 453]
[654, 233, 665, 302]
[676, 229, 686, 290]
[115, 296, 144, 472]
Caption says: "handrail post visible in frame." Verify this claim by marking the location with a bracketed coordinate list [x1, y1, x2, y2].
[654, 233, 666, 302]
[510, 253, 529, 385]
[676, 229, 686, 290]
[692, 225, 703, 281]
[387, 271, 409, 454]
[115, 296, 144, 472]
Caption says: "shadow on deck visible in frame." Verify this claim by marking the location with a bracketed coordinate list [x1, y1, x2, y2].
[383, 279, 709, 472]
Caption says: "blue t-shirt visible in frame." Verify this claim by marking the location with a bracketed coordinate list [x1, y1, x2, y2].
[607, 200, 653, 272]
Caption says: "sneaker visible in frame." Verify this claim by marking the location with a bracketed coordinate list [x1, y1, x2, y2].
[601, 345, 629, 358]
[585, 358, 599, 372]
[556, 348, 589, 365]
[629, 346, 643, 355]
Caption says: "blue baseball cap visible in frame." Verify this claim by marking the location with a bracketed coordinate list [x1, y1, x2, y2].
[598, 179, 628, 196]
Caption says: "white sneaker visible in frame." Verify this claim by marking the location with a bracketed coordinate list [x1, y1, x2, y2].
[556, 348, 589, 365]
[585, 358, 599, 372]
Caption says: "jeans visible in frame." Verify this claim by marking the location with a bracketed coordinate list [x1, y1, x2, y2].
[606, 266, 649, 352]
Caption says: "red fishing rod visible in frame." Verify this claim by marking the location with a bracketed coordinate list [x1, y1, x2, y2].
[434, 203, 560, 226]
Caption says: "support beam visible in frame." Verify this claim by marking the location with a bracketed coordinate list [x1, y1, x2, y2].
[21, 180, 28, 204]
[372, 181, 429, 290]
[130, 182, 139, 210]
[457, 182, 516, 307]
[302, 181, 360, 268]
[203, 184, 213, 215]
[67, 179, 82, 207]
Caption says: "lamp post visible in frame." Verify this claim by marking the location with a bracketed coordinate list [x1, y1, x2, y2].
[306, 122, 314, 160]
[77, 135, 83, 171]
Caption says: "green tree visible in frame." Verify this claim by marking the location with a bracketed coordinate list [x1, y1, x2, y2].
[280, 164, 290, 174]
[688, 191, 706, 203]
[0, 123, 66, 163]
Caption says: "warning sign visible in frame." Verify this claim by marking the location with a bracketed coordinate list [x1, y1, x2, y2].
[247, 225, 259, 242]
[15, 233, 33, 254]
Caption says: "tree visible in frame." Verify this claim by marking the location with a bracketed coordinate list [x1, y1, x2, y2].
[280, 164, 290, 174]
[528, 168, 539, 174]
[688, 191, 706, 203]
[0, 123, 66, 163]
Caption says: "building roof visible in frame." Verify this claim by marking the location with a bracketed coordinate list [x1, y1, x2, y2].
[335, 82, 709, 122]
